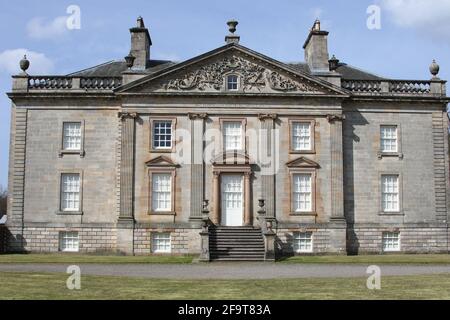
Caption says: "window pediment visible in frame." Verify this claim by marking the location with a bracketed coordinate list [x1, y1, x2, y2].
[145, 155, 179, 168]
[286, 157, 320, 169]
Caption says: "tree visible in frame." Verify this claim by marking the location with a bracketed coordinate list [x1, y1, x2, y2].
[0, 185, 7, 217]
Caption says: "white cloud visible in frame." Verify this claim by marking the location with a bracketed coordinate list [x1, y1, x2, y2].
[0, 49, 54, 75]
[27, 16, 69, 40]
[380, 0, 450, 40]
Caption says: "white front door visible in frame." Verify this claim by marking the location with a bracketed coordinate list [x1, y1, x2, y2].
[221, 174, 244, 226]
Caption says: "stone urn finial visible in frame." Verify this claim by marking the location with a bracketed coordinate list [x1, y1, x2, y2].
[124, 52, 135, 69]
[227, 20, 238, 34]
[430, 59, 440, 78]
[20, 55, 30, 74]
[329, 54, 339, 71]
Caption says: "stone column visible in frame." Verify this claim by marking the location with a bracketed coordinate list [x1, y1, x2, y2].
[327, 114, 346, 254]
[189, 113, 208, 221]
[327, 114, 345, 221]
[212, 171, 220, 225]
[117, 112, 137, 255]
[258, 114, 277, 221]
[244, 172, 252, 226]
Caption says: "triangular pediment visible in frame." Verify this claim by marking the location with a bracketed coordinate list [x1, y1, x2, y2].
[145, 156, 179, 167]
[286, 157, 320, 168]
[116, 44, 346, 96]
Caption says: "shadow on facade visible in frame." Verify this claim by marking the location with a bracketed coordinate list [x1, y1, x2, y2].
[343, 110, 369, 255]
[0, 227, 27, 253]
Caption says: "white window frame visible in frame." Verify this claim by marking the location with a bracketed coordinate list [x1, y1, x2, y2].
[151, 173, 173, 213]
[226, 74, 239, 91]
[63, 122, 82, 151]
[382, 231, 400, 252]
[380, 125, 398, 153]
[292, 173, 313, 213]
[152, 232, 171, 253]
[293, 232, 313, 253]
[59, 173, 82, 214]
[289, 119, 315, 154]
[149, 116, 177, 153]
[59, 231, 80, 252]
[221, 119, 246, 152]
[59, 120, 85, 157]
[381, 174, 400, 213]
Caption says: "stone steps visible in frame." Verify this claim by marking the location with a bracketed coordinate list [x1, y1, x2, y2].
[209, 226, 265, 261]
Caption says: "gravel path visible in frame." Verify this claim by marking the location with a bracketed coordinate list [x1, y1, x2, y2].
[1, 263, 450, 279]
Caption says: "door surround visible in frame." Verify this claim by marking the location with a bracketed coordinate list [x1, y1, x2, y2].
[212, 164, 252, 226]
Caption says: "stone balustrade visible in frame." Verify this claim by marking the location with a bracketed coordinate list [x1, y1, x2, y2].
[342, 79, 446, 96]
[19, 76, 123, 91]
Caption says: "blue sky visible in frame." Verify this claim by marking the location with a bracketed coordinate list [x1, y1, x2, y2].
[0, 0, 449, 188]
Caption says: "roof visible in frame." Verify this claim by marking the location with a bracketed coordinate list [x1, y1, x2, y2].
[67, 59, 176, 77]
[287, 62, 385, 80]
[67, 56, 385, 80]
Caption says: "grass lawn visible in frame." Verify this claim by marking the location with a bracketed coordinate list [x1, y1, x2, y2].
[1, 271, 450, 299]
[279, 254, 450, 264]
[2, 253, 450, 265]
[0, 254, 194, 264]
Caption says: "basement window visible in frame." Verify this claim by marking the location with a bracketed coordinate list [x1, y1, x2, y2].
[293, 232, 313, 253]
[59, 231, 80, 252]
[152, 232, 171, 253]
[382, 232, 400, 252]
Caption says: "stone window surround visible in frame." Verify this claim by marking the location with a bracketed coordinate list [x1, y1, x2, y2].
[219, 117, 247, 153]
[223, 72, 241, 92]
[59, 120, 85, 158]
[379, 172, 404, 216]
[148, 167, 177, 216]
[288, 168, 317, 216]
[378, 123, 403, 159]
[56, 170, 84, 216]
[149, 117, 177, 153]
[288, 118, 316, 154]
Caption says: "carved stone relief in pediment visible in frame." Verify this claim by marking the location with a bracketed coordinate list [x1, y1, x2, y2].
[150, 54, 326, 94]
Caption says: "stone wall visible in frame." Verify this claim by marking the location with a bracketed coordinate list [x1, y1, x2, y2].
[134, 227, 201, 255]
[347, 226, 449, 254]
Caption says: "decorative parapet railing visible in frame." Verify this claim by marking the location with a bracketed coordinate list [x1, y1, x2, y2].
[342, 79, 446, 96]
[25, 76, 122, 91]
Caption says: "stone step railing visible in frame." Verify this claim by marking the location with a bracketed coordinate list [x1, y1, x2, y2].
[26, 76, 122, 91]
[342, 79, 446, 96]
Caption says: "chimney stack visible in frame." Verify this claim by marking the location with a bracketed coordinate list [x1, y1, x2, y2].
[303, 19, 330, 74]
[129, 16, 152, 70]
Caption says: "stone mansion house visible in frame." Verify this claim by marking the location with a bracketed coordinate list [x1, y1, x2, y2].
[4, 17, 450, 260]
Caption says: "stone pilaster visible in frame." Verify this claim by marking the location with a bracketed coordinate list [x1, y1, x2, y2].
[212, 172, 220, 225]
[432, 112, 447, 223]
[258, 114, 277, 219]
[189, 113, 208, 221]
[117, 112, 137, 255]
[327, 114, 346, 222]
[244, 172, 252, 226]
[9, 108, 27, 227]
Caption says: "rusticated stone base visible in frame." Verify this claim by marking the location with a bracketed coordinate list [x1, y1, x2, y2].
[347, 225, 449, 255]
[4, 225, 201, 255]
